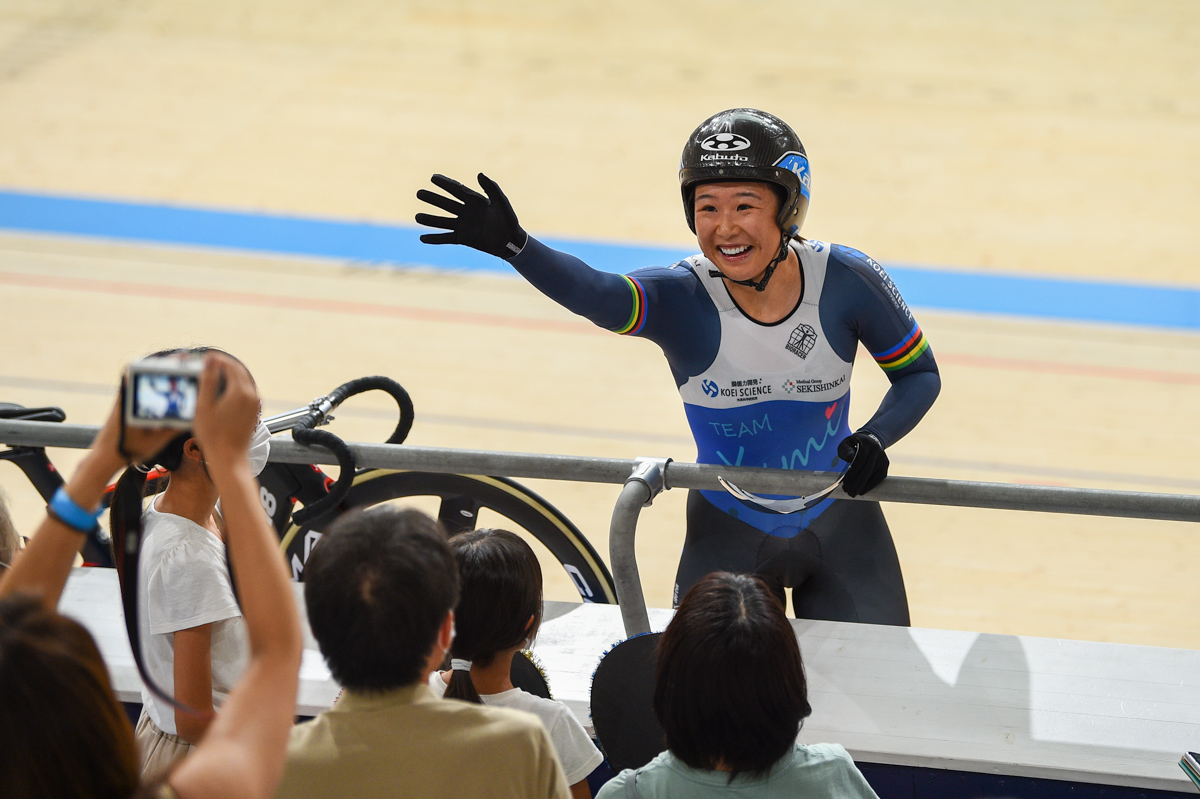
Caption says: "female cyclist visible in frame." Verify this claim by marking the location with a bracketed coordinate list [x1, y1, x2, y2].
[415, 109, 940, 624]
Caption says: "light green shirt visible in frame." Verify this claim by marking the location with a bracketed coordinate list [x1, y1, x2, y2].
[597, 742, 879, 799]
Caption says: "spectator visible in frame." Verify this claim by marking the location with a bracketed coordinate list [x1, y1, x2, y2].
[598, 572, 878, 799]
[110, 347, 273, 777]
[431, 528, 604, 798]
[0, 487, 18, 569]
[0, 353, 302, 799]
[275, 507, 570, 799]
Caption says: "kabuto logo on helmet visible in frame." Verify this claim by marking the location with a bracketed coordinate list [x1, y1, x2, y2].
[700, 133, 752, 152]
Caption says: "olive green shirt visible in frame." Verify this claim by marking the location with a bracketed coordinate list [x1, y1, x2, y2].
[275, 682, 570, 799]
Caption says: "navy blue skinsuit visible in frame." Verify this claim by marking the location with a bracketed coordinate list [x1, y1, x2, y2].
[509, 236, 940, 624]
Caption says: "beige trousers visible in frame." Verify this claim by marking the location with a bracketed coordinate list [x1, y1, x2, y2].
[135, 707, 194, 780]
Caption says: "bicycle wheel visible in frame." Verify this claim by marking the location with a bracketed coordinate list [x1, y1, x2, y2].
[279, 470, 617, 604]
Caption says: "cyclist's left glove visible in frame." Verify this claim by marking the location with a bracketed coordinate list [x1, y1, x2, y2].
[416, 173, 528, 260]
[837, 430, 888, 497]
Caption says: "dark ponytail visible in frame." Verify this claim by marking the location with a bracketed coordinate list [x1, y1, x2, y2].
[443, 529, 543, 704]
[445, 660, 484, 704]
[107, 434, 187, 573]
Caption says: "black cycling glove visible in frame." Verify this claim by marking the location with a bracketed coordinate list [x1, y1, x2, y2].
[415, 173, 528, 260]
[837, 430, 889, 497]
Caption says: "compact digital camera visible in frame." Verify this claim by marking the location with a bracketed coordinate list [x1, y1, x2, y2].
[124, 354, 204, 429]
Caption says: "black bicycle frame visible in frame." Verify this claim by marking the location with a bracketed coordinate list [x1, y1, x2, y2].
[0, 446, 115, 567]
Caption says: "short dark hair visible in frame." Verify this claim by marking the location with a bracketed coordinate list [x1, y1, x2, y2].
[0, 593, 141, 799]
[304, 507, 460, 691]
[444, 529, 543, 703]
[653, 572, 812, 780]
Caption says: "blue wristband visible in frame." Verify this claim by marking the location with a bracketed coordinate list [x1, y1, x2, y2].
[48, 486, 103, 534]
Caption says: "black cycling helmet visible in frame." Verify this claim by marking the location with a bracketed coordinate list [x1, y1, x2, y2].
[679, 108, 811, 237]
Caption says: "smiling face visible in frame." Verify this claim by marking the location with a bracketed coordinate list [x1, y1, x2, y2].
[692, 181, 784, 284]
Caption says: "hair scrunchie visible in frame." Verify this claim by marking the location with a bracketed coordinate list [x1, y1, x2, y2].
[450, 659, 473, 672]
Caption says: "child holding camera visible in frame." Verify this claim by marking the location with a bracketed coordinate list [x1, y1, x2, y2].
[114, 347, 272, 777]
[0, 352, 301, 799]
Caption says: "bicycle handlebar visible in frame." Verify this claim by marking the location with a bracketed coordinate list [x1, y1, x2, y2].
[288, 376, 415, 526]
[324, 376, 414, 445]
[289, 427, 356, 527]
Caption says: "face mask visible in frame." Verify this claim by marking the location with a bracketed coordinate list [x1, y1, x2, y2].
[246, 420, 271, 477]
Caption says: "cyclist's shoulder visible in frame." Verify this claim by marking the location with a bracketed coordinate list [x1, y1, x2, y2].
[823, 242, 886, 280]
[819, 243, 912, 315]
[627, 257, 703, 286]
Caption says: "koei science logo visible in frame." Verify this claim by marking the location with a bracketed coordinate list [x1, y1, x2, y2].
[700, 133, 751, 152]
[701, 379, 720, 398]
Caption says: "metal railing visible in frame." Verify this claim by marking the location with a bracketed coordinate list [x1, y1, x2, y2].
[4, 418, 1198, 637]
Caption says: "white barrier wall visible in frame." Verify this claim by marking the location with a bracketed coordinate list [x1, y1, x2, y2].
[61, 568, 1200, 793]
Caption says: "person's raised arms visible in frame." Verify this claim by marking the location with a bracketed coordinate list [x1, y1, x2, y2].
[415, 173, 676, 339]
[0, 393, 176, 606]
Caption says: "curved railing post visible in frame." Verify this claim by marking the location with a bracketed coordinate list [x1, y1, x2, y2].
[609, 457, 670, 637]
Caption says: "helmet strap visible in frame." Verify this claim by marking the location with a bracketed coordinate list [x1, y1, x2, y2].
[708, 232, 792, 292]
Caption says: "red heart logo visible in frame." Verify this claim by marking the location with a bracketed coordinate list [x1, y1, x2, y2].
[825, 403, 836, 419]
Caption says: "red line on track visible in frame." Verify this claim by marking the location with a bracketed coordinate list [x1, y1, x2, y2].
[7, 270, 1200, 385]
[0, 270, 601, 336]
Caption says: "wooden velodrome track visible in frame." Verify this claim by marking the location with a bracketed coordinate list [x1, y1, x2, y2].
[0, 0, 1197, 649]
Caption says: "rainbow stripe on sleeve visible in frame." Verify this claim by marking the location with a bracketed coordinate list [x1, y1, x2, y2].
[872, 322, 929, 372]
[614, 275, 647, 335]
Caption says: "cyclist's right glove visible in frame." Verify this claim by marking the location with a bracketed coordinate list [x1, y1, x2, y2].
[416, 173, 528, 260]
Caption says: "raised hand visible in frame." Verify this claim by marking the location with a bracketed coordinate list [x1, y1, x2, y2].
[192, 353, 259, 473]
[837, 430, 889, 497]
[93, 394, 180, 471]
[415, 173, 528, 260]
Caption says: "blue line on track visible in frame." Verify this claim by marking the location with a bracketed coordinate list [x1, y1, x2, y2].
[2, 189, 1198, 331]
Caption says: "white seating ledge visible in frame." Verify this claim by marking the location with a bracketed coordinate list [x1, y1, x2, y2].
[59, 567, 1200, 793]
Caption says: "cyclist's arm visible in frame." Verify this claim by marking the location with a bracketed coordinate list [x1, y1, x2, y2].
[862, 369, 941, 448]
[823, 245, 941, 448]
[510, 238, 720, 381]
[508, 237, 641, 331]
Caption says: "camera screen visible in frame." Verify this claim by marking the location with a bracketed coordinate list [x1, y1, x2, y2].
[131, 373, 199, 422]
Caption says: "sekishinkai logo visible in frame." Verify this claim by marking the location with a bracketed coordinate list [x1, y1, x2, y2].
[782, 375, 845, 394]
[701, 379, 719, 398]
[786, 323, 817, 359]
[700, 133, 751, 152]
